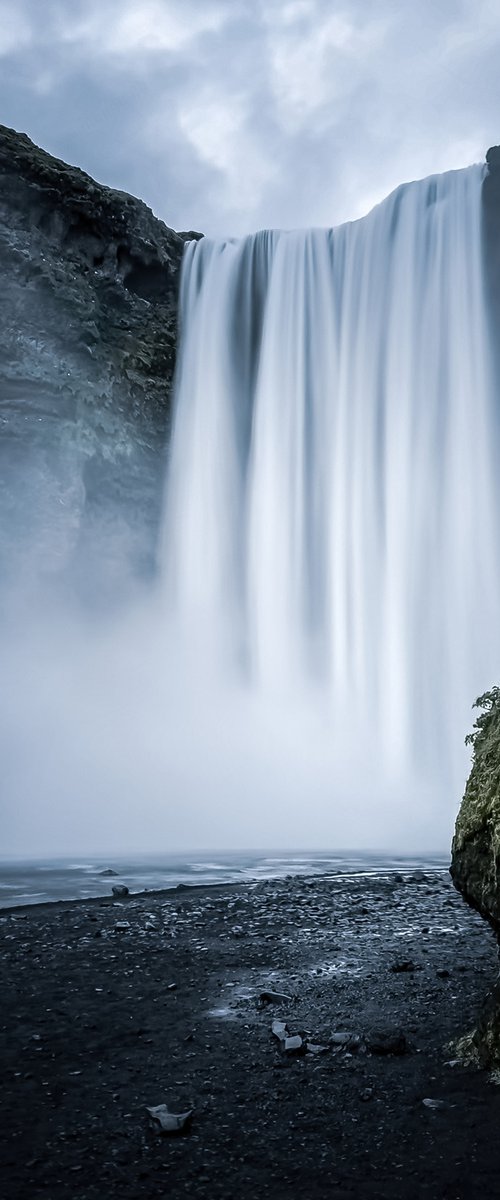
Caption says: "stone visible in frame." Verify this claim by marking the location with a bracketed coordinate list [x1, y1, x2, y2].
[330, 1031, 360, 1049]
[146, 1104, 193, 1134]
[282, 1035, 305, 1055]
[390, 960, 420, 973]
[258, 990, 292, 1005]
[99, 869, 119, 877]
[112, 886, 129, 898]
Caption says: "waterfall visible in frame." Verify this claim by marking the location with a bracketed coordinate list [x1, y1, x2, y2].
[162, 164, 500, 805]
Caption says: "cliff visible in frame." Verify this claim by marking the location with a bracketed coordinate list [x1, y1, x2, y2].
[448, 146, 500, 1068]
[0, 124, 200, 602]
[450, 689, 500, 1067]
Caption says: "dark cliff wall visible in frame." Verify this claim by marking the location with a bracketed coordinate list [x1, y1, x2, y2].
[0, 125, 199, 601]
[448, 150, 500, 1066]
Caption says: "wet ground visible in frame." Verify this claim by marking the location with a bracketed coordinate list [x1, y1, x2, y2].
[1, 870, 500, 1199]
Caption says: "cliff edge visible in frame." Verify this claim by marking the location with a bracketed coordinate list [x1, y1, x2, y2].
[0, 125, 198, 599]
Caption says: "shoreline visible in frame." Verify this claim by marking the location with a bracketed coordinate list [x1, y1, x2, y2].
[0, 863, 451, 915]
[2, 868, 500, 1198]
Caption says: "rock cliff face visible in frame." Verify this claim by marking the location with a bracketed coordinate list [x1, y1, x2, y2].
[448, 147, 500, 1067]
[0, 124, 200, 605]
[451, 689, 500, 1065]
[451, 689, 500, 935]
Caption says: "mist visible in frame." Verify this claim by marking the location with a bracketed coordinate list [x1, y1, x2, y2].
[0, 586, 459, 859]
[3, 161, 500, 860]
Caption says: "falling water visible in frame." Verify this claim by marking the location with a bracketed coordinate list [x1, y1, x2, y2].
[162, 165, 500, 797]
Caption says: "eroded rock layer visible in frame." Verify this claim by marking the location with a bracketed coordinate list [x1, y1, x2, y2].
[0, 124, 198, 602]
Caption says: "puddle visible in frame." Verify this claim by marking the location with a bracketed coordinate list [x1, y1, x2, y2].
[208, 1006, 236, 1020]
[208, 980, 257, 1020]
[394, 926, 464, 939]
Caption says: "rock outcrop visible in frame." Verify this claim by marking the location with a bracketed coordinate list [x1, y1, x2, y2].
[449, 149, 500, 1068]
[451, 689, 500, 933]
[451, 688, 500, 1066]
[0, 124, 200, 603]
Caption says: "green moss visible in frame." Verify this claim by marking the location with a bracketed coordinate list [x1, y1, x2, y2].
[451, 689, 500, 931]
[451, 691, 500, 1068]
[454, 688, 500, 847]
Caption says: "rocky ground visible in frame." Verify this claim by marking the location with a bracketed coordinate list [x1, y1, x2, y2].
[1, 870, 500, 1200]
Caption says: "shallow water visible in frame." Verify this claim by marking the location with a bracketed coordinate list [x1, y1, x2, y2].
[0, 850, 449, 908]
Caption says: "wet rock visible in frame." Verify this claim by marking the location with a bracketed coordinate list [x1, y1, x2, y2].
[146, 1104, 193, 1134]
[112, 886, 129, 898]
[330, 1031, 361, 1050]
[365, 1029, 408, 1055]
[271, 1020, 288, 1040]
[99, 869, 119, 877]
[283, 1035, 305, 1055]
[422, 1098, 447, 1110]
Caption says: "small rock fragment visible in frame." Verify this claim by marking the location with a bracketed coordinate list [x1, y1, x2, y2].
[259, 990, 292, 1005]
[422, 1098, 447, 1109]
[283, 1035, 305, 1055]
[330, 1031, 361, 1050]
[146, 1104, 193, 1134]
[390, 960, 420, 973]
[271, 1020, 288, 1040]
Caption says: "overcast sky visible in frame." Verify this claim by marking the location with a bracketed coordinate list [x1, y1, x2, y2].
[1, 0, 500, 237]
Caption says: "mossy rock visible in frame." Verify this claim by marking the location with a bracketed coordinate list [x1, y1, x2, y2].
[451, 690, 500, 1066]
[451, 688, 500, 935]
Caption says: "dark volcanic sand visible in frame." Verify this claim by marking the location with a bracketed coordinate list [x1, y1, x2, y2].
[1, 871, 500, 1199]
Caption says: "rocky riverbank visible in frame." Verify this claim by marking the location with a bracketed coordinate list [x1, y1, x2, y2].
[1, 869, 500, 1199]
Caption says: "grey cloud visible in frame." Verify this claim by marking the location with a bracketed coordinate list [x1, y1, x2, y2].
[0, 0, 499, 235]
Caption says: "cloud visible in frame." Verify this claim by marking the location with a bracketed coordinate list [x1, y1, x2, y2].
[0, 0, 33, 56]
[0, 0, 499, 235]
[54, 0, 230, 58]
